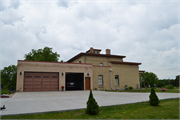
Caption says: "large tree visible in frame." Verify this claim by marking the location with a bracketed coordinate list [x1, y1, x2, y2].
[24, 47, 60, 62]
[140, 72, 159, 87]
[1, 65, 17, 91]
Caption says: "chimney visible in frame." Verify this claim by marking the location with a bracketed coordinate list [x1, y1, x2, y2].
[90, 47, 94, 53]
[106, 49, 111, 55]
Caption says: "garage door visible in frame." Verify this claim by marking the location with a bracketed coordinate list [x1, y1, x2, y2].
[24, 72, 59, 92]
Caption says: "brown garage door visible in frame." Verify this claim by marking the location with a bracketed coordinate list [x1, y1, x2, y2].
[24, 72, 59, 92]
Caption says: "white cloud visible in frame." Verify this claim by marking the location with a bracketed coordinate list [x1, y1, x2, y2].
[0, 0, 179, 79]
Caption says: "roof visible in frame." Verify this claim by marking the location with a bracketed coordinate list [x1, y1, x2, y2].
[18, 60, 92, 65]
[139, 70, 145, 73]
[67, 53, 126, 63]
[110, 61, 141, 65]
[86, 49, 102, 53]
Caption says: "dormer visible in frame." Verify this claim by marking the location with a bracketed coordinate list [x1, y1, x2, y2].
[86, 47, 101, 54]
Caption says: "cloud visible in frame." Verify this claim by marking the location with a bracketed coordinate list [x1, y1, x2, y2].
[0, 0, 179, 79]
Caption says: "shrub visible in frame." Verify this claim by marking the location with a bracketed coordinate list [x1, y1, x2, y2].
[1, 89, 10, 95]
[149, 88, 160, 106]
[125, 88, 128, 90]
[161, 88, 166, 92]
[129, 86, 133, 90]
[166, 85, 174, 89]
[105, 89, 108, 91]
[85, 90, 99, 115]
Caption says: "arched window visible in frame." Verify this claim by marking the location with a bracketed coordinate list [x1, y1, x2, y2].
[115, 75, 119, 86]
[98, 75, 103, 86]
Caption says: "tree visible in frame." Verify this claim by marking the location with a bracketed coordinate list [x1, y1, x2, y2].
[140, 72, 159, 87]
[24, 47, 60, 62]
[149, 88, 160, 106]
[173, 75, 179, 87]
[1, 65, 17, 91]
[85, 90, 99, 115]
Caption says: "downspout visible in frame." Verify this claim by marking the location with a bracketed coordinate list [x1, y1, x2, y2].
[110, 69, 113, 90]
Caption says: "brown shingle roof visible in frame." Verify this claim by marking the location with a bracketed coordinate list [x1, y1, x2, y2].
[110, 61, 141, 65]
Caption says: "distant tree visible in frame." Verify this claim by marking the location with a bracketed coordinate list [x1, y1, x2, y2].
[140, 72, 159, 87]
[149, 88, 160, 106]
[173, 75, 179, 87]
[24, 47, 60, 62]
[157, 80, 165, 87]
[1, 65, 17, 91]
[86, 90, 99, 115]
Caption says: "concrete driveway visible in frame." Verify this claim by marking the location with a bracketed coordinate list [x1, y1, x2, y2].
[0, 91, 179, 116]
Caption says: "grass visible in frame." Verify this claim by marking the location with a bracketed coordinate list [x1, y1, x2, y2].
[107, 87, 179, 93]
[1, 98, 179, 119]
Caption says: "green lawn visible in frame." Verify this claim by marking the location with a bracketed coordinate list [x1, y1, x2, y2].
[1, 98, 179, 119]
[105, 87, 179, 93]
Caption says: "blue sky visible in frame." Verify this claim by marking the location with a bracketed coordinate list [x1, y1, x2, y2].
[0, 0, 179, 79]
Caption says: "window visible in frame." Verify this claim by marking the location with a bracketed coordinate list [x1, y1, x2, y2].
[100, 63, 103, 66]
[79, 61, 81, 63]
[98, 75, 103, 86]
[115, 75, 119, 86]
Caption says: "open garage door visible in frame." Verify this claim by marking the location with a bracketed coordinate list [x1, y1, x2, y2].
[24, 72, 59, 92]
[66, 73, 84, 91]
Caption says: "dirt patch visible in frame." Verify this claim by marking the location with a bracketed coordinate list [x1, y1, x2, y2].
[9, 93, 16, 98]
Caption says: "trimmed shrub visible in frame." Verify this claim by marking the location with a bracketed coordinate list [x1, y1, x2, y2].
[166, 85, 174, 89]
[125, 88, 128, 90]
[128, 86, 133, 90]
[149, 88, 160, 106]
[85, 90, 99, 115]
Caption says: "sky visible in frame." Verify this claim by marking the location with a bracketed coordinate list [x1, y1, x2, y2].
[0, 0, 179, 79]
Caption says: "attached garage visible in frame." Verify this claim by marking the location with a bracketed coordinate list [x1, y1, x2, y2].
[65, 73, 84, 91]
[16, 60, 93, 92]
[24, 72, 59, 92]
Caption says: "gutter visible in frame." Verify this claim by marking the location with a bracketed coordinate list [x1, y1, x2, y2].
[110, 69, 113, 90]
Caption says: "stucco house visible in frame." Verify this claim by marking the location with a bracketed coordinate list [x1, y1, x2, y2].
[16, 47, 142, 92]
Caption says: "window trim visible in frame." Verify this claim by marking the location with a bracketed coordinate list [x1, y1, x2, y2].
[98, 75, 103, 86]
[115, 75, 119, 86]
[100, 63, 103, 66]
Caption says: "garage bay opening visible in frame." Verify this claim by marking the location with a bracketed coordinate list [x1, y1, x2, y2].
[65, 73, 84, 91]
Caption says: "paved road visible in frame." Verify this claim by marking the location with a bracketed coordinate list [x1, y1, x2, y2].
[0, 91, 179, 116]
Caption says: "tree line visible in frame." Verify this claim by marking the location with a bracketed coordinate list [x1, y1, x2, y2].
[140, 72, 179, 88]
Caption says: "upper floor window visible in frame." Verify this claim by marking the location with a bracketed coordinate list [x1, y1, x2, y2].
[98, 75, 103, 86]
[115, 75, 119, 86]
[100, 63, 103, 66]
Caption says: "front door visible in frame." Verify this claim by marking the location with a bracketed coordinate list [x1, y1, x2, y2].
[85, 77, 90, 90]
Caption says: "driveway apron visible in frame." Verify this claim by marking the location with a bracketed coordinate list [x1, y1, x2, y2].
[0, 91, 179, 116]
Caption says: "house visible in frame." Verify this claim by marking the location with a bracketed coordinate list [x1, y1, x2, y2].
[16, 47, 142, 92]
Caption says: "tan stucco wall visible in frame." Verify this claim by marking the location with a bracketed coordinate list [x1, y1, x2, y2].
[16, 61, 93, 92]
[111, 64, 140, 89]
[92, 66, 111, 90]
[71, 55, 123, 66]
[70, 56, 85, 63]
[70, 55, 140, 90]
[86, 56, 123, 66]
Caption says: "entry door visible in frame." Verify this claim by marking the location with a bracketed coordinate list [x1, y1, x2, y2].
[85, 77, 90, 90]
